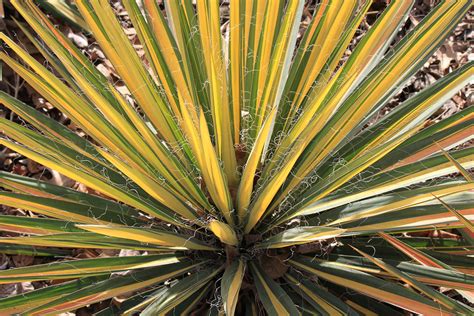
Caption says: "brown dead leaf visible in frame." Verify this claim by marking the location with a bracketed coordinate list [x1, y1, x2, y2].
[48, 169, 76, 187]
[11, 255, 35, 268]
[67, 27, 89, 48]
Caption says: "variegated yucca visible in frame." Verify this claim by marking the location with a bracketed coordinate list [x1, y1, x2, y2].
[0, 0, 473, 315]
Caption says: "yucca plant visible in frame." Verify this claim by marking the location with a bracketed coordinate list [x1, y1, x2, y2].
[0, 0, 472, 314]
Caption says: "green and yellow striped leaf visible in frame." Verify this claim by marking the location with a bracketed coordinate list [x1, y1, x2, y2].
[0, 254, 183, 283]
[221, 258, 246, 316]
[76, 225, 218, 251]
[249, 261, 299, 315]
